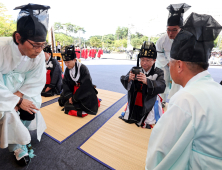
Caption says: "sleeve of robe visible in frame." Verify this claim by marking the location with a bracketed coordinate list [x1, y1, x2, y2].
[120, 69, 132, 90]
[0, 72, 20, 114]
[145, 95, 194, 170]
[156, 35, 169, 68]
[79, 64, 92, 83]
[19, 53, 46, 98]
[49, 59, 62, 89]
[62, 68, 73, 101]
[146, 68, 166, 96]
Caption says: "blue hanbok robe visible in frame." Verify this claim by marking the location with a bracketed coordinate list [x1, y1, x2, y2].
[0, 37, 46, 148]
[146, 70, 222, 170]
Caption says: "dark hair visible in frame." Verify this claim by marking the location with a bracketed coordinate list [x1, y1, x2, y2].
[12, 31, 27, 45]
[185, 62, 209, 73]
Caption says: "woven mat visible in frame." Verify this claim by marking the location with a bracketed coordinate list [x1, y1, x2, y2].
[40, 89, 125, 143]
[79, 104, 154, 170]
[41, 95, 60, 103]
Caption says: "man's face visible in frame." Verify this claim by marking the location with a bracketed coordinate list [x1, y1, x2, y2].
[64, 59, 76, 69]
[167, 26, 181, 39]
[140, 57, 156, 71]
[44, 52, 51, 61]
[15, 33, 46, 58]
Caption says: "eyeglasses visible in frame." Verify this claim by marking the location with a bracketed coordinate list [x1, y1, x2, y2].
[167, 29, 178, 33]
[140, 59, 154, 63]
[27, 40, 47, 49]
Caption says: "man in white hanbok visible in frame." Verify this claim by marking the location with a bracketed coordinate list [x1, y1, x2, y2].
[146, 13, 222, 170]
[0, 3, 50, 166]
[156, 3, 191, 106]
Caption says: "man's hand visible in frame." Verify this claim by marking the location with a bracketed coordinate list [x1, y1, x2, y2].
[14, 91, 23, 98]
[128, 71, 135, 82]
[137, 72, 147, 85]
[69, 97, 73, 104]
[19, 99, 39, 114]
[45, 87, 51, 92]
[14, 106, 19, 112]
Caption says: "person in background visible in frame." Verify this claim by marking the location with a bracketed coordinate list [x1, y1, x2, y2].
[58, 45, 100, 117]
[41, 45, 63, 97]
[120, 41, 166, 128]
[155, 3, 191, 107]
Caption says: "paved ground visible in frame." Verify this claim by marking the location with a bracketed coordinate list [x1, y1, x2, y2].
[0, 56, 221, 170]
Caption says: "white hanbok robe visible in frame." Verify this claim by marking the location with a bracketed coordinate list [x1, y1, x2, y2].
[156, 33, 181, 100]
[145, 70, 222, 170]
[0, 37, 46, 148]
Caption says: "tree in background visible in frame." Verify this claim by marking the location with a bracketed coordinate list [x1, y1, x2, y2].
[90, 37, 102, 48]
[115, 27, 128, 40]
[0, 3, 16, 37]
[54, 33, 74, 46]
[54, 22, 86, 47]
[54, 22, 64, 33]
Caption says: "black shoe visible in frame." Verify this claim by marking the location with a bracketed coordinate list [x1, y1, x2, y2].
[14, 146, 30, 166]
[145, 124, 151, 129]
[118, 115, 123, 119]
[15, 155, 30, 166]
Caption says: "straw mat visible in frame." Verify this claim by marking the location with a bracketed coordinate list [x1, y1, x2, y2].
[79, 104, 154, 170]
[40, 89, 125, 143]
[41, 95, 60, 103]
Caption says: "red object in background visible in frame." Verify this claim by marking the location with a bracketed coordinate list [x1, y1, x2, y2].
[84, 49, 88, 59]
[92, 49, 97, 58]
[97, 49, 103, 58]
[89, 49, 92, 57]
[75, 48, 80, 59]
[81, 49, 85, 59]
[46, 70, 51, 84]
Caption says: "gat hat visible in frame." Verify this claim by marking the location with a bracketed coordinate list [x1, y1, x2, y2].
[135, 41, 157, 67]
[171, 12, 222, 63]
[167, 3, 191, 26]
[61, 45, 80, 61]
[14, 3, 50, 42]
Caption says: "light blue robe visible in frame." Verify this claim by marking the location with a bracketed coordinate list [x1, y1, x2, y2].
[0, 37, 46, 148]
[145, 70, 222, 170]
[156, 33, 181, 101]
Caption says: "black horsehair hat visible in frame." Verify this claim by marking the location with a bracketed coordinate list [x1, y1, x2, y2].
[14, 3, 50, 42]
[61, 45, 80, 61]
[43, 45, 52, 58]
[171, 12, 222, 63]
[43, 45, 52, 53]
[167, 3, 191, 26]
[134, 41, 157, 67]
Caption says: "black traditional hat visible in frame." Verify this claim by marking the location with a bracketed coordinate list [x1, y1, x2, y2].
[167, 3, 191, 26]
[43, 45, 52, 58]
[61, 45, 80, 61]
[171, 12, 222, 63]
[14, 3, 50, 42]
[135, 41, 157, 67]
[43, 45, 52, 53]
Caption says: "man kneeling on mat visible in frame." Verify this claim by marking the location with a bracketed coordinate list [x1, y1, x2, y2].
[58, 45, 100, 117]
[119, 41, 166, 128]
[41, 45, 63, 97]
